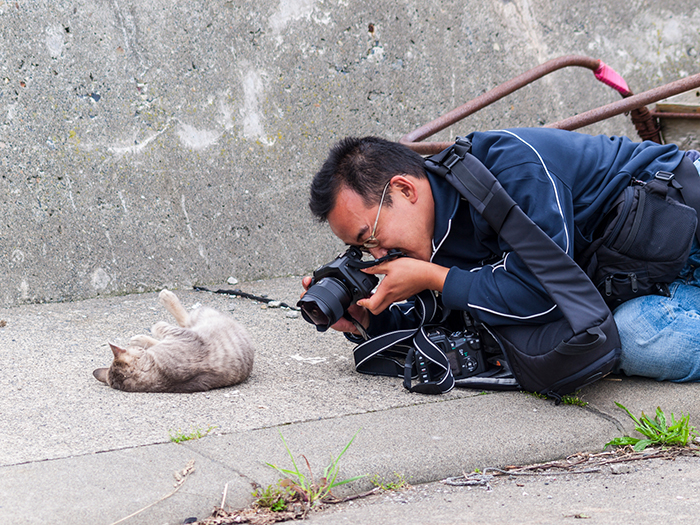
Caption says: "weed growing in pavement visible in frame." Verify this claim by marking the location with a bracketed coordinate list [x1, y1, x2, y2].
[525, 391, 589, 407]
[561, 394, 589, 407]
[370, 472, 410, 491]
[252, 482, 294, 512]
[169, 425, 217, 443]
[257, 429, 367, 511]
[605, 402, 698, 451]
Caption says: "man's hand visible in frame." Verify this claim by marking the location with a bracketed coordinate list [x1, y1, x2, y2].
[356, 258, 449, 314]
[301, 276, 370, 335]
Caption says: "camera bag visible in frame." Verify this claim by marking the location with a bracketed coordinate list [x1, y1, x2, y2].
[353, 138, 621, 402]
[578, 164, 698, 309]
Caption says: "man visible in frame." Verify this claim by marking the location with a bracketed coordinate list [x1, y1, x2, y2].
[304, 128, 700, 382]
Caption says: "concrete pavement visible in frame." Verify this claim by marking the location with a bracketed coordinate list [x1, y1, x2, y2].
[305, 454, 700, 524]
[1, 277, 699, 524]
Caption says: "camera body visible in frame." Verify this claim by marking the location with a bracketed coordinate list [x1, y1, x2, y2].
[310, 246, 378, 303]
[414, 327, 487, 383]
[297, 246, 379, 331]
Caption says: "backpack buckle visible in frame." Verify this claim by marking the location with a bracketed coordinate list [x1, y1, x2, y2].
[444, 152, 462, 169]
[655, 171, 675, 182]
[653, 170, 683, 190]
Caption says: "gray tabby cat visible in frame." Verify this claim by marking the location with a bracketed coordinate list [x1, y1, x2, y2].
[93, 289, 255, 392]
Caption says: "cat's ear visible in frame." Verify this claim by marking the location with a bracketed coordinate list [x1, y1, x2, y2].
[93, 368, 109, 384]
[109, 342, 127, 358]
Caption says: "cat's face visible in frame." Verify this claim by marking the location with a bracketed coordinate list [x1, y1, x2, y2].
[93, 343, 142, 391]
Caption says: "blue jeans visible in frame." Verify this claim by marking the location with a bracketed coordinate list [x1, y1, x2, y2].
[613, 239, 700, 382]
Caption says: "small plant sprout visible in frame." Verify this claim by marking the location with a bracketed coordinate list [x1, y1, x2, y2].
[261, 429, 366, 509]
[561, 393, 588, 407]
[605, 402, 698, 451]
[525, 390, 588, 406]
[168, 425, 217, 443]
[252, 483, 293, 512]
[371, 472, 410, 491]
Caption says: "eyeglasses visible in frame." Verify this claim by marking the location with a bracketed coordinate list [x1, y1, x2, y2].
[361, 181, 391, 252]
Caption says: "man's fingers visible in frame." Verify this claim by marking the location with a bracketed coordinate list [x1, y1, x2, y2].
[357, 294, 385, 314]
[331, 319, 355, 333]
[360, 264, 384, 275]
[300, 276, 313, 298]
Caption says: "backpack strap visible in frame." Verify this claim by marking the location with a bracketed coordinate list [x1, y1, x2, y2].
[424, 138, 617, 355]
[664, 155, 700, 243]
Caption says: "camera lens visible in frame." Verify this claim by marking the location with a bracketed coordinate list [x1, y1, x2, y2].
[297, 277, 351, 331]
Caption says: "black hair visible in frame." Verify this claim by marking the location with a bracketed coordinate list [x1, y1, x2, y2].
[309, 136, 426, 221]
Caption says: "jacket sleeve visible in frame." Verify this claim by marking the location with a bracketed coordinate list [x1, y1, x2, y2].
[441, 159, 573, 327]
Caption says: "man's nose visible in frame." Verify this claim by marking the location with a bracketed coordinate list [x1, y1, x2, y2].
[369, 247, 388, 259]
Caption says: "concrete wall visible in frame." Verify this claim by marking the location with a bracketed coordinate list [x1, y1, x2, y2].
[1, 0, 699, 306]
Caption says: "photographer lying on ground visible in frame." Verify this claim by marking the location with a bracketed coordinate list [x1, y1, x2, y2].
[301, 128, 700, 384]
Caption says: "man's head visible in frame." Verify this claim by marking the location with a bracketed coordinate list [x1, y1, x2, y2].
[309, 137, 435, 261]
[309, 136, 427, 220]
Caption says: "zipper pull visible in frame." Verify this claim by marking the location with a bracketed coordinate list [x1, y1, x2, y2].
[629, 273, 638, 293]
[545, 391, 562, 406]
[605, 276, 612, 296]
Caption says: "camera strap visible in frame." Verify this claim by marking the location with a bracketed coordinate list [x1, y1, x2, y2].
[353, 289, 455, 392]
[353, 288, 513, 394]
[346, 249, 406, 270]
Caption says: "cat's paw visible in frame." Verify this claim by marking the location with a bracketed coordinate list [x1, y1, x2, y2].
[159, 288, 177, 306]
[130, 334, 160, 348]
[159, 288, 190, 327]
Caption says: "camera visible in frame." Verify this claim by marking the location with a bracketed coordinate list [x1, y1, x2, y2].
[298, 246, 379, 331]
[414, 327, 487, 383]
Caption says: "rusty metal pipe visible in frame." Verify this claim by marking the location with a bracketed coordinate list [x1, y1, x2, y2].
[648, 111, 700, 120]
[546, 72, 700, 131]
[400, 55, 602, 154]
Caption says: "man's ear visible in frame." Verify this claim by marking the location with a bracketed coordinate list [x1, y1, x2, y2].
[389, 175, 419, 203]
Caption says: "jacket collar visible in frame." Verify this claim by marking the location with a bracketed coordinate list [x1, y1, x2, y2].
[427, 172, 461, 260]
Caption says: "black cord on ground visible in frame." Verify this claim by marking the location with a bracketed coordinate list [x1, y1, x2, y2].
[193, 285, 300, 311]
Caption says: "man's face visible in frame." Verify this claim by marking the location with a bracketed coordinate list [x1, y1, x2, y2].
[326, 176, 435, 261]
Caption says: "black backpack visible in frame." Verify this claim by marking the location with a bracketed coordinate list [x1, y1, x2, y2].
[578, 165, 697, 309]
[352, 138, 621, 402]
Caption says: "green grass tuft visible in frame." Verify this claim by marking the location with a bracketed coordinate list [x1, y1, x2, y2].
[525, 390, 588, 406]
[257, 429, 366, 510]
[252, 483, 293, 512]
[605, 402, 697, 451]
[169, 425, 217, 443]
[371, 472, 410, 491]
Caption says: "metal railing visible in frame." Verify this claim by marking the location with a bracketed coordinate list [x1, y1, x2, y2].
[400, 55, 700, 155]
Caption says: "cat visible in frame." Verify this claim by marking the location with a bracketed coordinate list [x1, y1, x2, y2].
[93, 289, 255, 392]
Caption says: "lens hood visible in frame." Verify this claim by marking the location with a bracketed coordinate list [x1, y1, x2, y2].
[297, 277, 351, 331]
